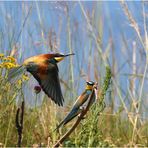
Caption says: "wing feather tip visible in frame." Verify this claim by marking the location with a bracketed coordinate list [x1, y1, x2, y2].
[42, 87, 64, 106]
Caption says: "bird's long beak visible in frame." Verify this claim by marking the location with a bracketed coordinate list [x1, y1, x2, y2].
[64, 53, 75, 57]
[55, 53, 75, 62]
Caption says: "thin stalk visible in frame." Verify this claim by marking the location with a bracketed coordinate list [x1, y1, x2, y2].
[132, 41, 136, 99]
[67, 9, 75, 98]
[79, 1, 108, 67]
[16, 101, 25, 147]
[35, 94, 37, 111]
[120, 0, 145, 50]
[16, 4, 32, 44]
[131, 41, 137, 145]
[138, 56, 148, 111]
[4, 104, 14, 147]
[35, 1, 46, 50]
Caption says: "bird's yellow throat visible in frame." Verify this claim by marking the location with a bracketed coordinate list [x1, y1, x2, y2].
[55, 57, 64, 62]
[85, 85, 93, 90]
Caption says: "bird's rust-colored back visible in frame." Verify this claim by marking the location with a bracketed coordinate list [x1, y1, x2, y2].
[8, 53, 74, 106]
[23, 53, 56, 66]
[23, 53, 64, 106]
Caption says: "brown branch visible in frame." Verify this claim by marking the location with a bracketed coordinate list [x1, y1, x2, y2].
[15, 101, 25, 147]
[53, 84, 97, 148]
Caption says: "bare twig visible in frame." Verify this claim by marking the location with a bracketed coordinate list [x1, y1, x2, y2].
[53, 85, 97, 148]
[79, 1, 108, 67]
[16, 5, 32, 44]
[16, 101, 25, 147]
[120, 0, 145, 49]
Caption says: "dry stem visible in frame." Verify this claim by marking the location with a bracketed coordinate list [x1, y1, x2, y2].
[53, 85, 97, 148]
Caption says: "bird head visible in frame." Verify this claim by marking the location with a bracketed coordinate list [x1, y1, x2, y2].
[54, 53, 75, 63]
[85, 81, 95, 90]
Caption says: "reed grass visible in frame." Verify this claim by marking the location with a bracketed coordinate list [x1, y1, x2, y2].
[0, 1, 148, 147]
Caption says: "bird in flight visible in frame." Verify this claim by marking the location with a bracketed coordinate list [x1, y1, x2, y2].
[54, 81, 96, 131]
[8, 53, 74, 106]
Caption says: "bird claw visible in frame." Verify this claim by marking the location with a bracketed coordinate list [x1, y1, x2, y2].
[78, 114, 86, 119]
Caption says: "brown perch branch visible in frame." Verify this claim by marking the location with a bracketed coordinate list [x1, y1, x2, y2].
[15, 101, 25, 147]
[53, 84, 97, 148]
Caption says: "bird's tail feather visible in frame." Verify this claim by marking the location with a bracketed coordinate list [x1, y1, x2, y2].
[54, 109, 80, 132]
[53, 120, 65, 132]
[63, 110, 81, 125]
[7, 65, 26, 83]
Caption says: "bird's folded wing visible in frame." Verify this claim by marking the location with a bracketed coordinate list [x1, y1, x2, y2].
[54, 92, 89, 131]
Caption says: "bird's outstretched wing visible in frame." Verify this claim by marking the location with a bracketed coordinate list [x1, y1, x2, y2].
[7, 65, 26, 83]
[29, 63, 64, 106]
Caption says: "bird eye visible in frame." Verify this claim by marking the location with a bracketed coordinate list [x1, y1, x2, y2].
[28, 62, 34, 67]
[87, 81, 94, 85]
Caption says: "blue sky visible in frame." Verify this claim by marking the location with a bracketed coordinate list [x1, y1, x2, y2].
[0, 1, 147, 112]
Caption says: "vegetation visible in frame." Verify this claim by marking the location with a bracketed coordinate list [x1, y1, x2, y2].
[0, 1, 148, 147]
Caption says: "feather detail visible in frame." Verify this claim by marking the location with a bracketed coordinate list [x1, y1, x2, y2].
[7, 65, 26, 83]
[27, 63, 64, 106]
[54, 92, 90, 131]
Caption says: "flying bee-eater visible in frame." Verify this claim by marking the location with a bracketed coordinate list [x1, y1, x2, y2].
[8, 53, 74, 106]
[54, 81, 96, 131]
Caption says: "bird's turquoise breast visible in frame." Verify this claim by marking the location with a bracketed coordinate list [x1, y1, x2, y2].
[86, 89, 92, 95]
[86, 89, 96, 105]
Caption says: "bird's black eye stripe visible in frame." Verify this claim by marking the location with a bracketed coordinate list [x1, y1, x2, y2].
[86, 81, 95, 85]
[55, 53, 64, 57]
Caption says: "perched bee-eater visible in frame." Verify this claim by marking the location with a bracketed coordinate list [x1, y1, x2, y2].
[8, 53, 74, 106]
[54, 81, 96, 131]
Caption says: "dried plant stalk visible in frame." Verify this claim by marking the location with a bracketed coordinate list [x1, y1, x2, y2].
[16, 101, 25, 147]
[53, 85, 97, 148]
